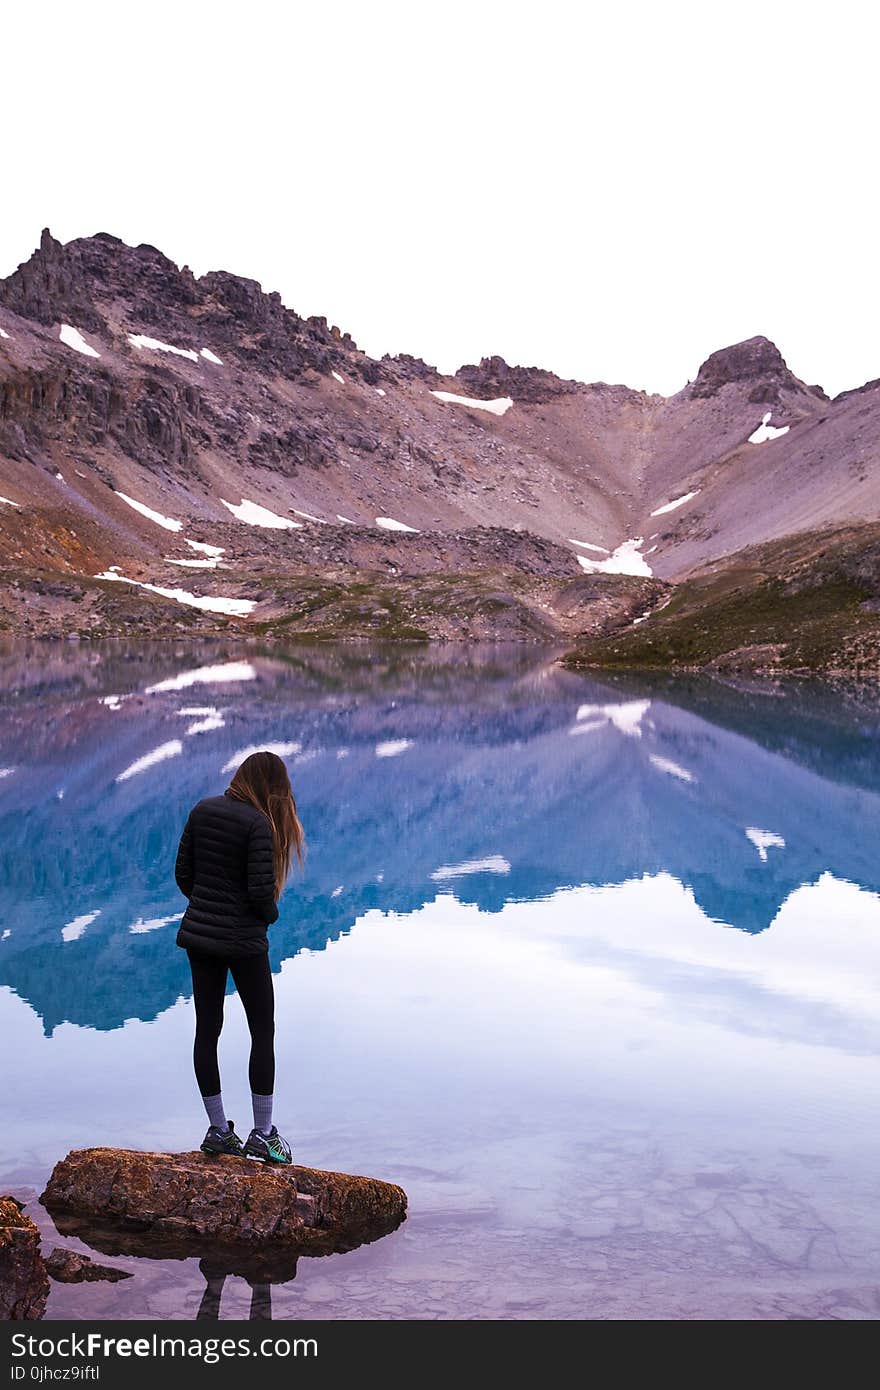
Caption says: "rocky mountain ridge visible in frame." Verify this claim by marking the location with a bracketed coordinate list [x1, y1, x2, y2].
[1, 230, 878, 658]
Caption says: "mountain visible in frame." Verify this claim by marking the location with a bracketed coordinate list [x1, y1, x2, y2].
[1, 229, 878, 659]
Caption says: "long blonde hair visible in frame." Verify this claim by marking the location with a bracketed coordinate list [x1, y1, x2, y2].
[227, 750, 305, 898]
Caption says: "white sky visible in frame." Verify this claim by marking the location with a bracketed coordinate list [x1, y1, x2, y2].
[3, 0, 878, 397]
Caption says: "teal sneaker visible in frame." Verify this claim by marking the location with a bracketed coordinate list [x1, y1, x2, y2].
[243, 1126, 293, 1164]
[200, 1120, 245, 1157]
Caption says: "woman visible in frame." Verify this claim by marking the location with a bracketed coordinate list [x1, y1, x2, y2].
[174, 750, 304, 1164]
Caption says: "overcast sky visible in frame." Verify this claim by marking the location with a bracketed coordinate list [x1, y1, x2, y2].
[4, 1, 877, 396]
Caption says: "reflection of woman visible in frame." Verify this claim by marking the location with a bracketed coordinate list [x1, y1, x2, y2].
[175, 751, 305, 1164]
[197, 1260, 273, 1320]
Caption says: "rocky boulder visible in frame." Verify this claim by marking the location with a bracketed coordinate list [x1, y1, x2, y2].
[42, 1148, 406, 1259]
[0, 1195, 49, 1319]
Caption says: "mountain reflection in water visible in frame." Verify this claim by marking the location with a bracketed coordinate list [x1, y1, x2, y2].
[2, 642, 880, 1320]
[2, 644, 879, 1033]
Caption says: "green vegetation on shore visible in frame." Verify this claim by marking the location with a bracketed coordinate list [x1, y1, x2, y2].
[9, 526, 880, 674]
[563, 525, 880, 675]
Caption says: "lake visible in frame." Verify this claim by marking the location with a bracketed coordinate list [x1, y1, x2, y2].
[1, 641, 880, 1320]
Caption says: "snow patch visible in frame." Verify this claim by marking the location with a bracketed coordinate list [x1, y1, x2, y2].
[569, 539, 609, 553]
[574, 700, 650, 738]
[200, 348, 223, 365]
[129, 914, 179, 935]
[100, 695, 124, 710]
[749, 412, 790, 444]
[221, 742, 301, 772]
[0, 327, 9, 339]
[576, 538, 652, 577]
[375, 388, 386, 396]
[95, 571, 255, 616]
[1, 929, 10, 940]
[115, 491, 182, 532]
[129, 333, 199, 363]
[0, 767, 14, 779]
[650, 490, 699, 517]
[331, 371, 345, 384]
[745, 826, 786, 861]
[221, 498, 301, 529]
[62, 910, 100, 943]
[0, 496, 21, 508]
[60, 324, 100, 358]
[185, 539, 225, 558]
[293, 509, 325, 523]
[145, 661, 256, 694]
[376, 516, 420, 533]
[116, 739, 183, 783]
[55, 472, 65, 483]
[331, 885, 344, 898]
[431, 856, 511, 881]
[166, 557, 220, 569]
[336, 514, 356, 525]
[431, 390, 513, 416]
[375, 739, 413, 758]
[649, 754, 695, 783]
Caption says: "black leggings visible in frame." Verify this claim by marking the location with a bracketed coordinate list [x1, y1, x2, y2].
[187, 949, 275, 1096]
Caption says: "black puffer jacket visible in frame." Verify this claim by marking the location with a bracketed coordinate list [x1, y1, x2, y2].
[175, 792, 279, 958]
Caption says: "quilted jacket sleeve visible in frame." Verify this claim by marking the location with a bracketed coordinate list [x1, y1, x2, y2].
[247, 815, 279, 925]
[174, 813, 195, 898]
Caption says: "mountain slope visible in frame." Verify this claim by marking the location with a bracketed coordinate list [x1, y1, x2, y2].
[0, 229, 877, 644]
[564, 524, 880, 674]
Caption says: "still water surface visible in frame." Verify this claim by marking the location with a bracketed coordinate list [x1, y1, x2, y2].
[1, 642, 879, 1319]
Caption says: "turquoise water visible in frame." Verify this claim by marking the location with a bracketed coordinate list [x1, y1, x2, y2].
[2, 642, 880, 1319]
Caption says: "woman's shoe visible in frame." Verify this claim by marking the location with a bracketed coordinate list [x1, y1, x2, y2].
[243, 1126, 293, 1164]
[200, 1120, 245, 1156]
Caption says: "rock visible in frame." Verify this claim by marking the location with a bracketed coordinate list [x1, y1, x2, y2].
[42, 1148, 406, 1260]
[0, 229, 105, 335]
[385, 352, 438, 381]
[0, 1195, 50, 1319]
[455, 355, 581, 403]
[689, 334, 826, 403]
[45, 1246, 132, 1283]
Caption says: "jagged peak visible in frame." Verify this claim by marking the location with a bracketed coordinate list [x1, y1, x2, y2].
[689, 335, 827, 402]
[0, 229, 105, 334]
[0, 233, 846, 405]
[384, 352, 439, 381]
[0, 230, 377, 379]
[453, 355, 580, 404]
[39, 227, 62, 253]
